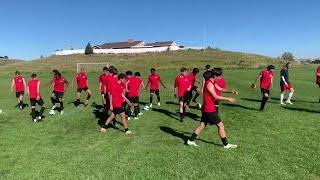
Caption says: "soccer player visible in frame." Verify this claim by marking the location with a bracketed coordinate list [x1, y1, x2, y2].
[186, 68, 201, 108]
[73, 68, 92, 108]
[99, 67, 110, 110]
[100, 73, 134, 135]
[174, 67, 191, 122]
[10, 71, 26, 110]
[252, 65, 275, 112]
[280, 62, 294, 105]
[201, 64, 212, 93]
[46, 70, 69, 115]
[187, 68, 237, 149]
[317, 66, 320, 103]
[146, 68, 166, 107]
[126, 71, 144, 120]
[27, 73, 45, 122]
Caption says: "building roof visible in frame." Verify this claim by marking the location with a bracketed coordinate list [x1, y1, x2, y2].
[145, 41, 175, 47]
[94, 40, 144, 49]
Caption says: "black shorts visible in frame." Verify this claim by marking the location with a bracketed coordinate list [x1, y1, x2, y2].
[77, 87, 89, 93]
[128, 96, 139, 104]
[150, 89, 160, 95]
[201, 112, 221, 125]
[190, 86, 198, 92]
[52, 91, 64, 99]
[16, 91, 24, 98]
[261, 89, 270, 96]
[179, 91, 191, 103]
[30, 98, 44, 106]
[112, 107, 125, 115]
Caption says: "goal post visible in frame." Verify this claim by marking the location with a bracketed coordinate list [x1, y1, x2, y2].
[76, 63, 109, 73]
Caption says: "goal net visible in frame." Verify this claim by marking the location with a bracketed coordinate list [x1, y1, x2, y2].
[76, 63, 109, 73]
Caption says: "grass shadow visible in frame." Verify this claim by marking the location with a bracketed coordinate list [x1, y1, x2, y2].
[152, 108, 180, 121]
[241, 98, 277, 104]
[282, 106, 320, 114]
[222, 103, 257, 111]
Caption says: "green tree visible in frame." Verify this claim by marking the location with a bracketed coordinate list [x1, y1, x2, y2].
[281, 52, 294, 61]
[85, 42, 94, 55]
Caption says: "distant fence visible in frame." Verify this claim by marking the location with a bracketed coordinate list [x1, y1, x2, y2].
[54, 46, 181, 56]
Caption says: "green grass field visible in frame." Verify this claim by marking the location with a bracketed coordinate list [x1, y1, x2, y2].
[0, 51, 320, 179]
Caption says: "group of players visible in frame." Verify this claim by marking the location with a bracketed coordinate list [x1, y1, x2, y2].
[9, 63, 320, 148]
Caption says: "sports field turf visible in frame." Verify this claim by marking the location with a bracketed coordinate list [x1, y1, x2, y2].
[0, 55, 320, 179]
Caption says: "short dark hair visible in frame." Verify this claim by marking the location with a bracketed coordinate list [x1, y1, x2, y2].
[15, 71, 20, 75]
[205, 64, 211, 70]
[151, 68, 156, 73]
[135, 72, 141, 76]
[203, 71, 212, 81]
[126, 71, 133, 76]
[211, 68, 223, 77]
[109, 66, 118, 75]
[52, 69, 61, 77]
[31, 73, 37, 78]
[192, 68, 200, 74]
[267, 65, 275, 70]
[180, 67, 187, 72]
[286, 62, 291, 67]
[118, 73, 126, 80]
[103, 67, 109, 72]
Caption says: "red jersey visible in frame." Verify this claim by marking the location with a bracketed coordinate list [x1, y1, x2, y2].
[28, 79, 40, 99]
[215, 77, 226, 96]
[202, 79, 216, 113]
[99, 74, 109, 93]
[260, 70, 273, 90]
[111, 81, 125, 108]
[127, 76, 142, 97]
[13, 75, 25, 92]
[316, 67, 320, 84]
[53, 76, 66, 93]
[187, 73, 196, 87]
[76, 73, 88, 89]
[108, 75, 118, 95]
[148, 74, 161, 90]
[175, 75, 190, 97]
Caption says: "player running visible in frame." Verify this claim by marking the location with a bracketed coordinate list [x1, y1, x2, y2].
[186, 68, 201, 108]
[72, 68, 92, 108]
[252, 65, 275, 112]
[10, 71, 26, 110]
[46, 70, 69, 115]
[99, 67, 111, 110]
[187, 68, 237, 149]
[280, 62, 294, 105]
[174, 67, 191, 122]
[27, 73, 45, 122]
[126, 71, 144, 120]
[146, 68, 166, 107]
[317, 66, 320, 103]
[100, 73, 134, 135]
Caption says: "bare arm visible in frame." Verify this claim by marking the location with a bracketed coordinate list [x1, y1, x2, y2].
[160, 79, 166, 88]
[207, 83, 235, 103]
[140, 81, 145, 92]
[10, 79, 15, 91]
[254, 74, 262, 83]
[44, 79, 54, 87]
[23, 78, 26, 90]
[281, 76, 288, 85]
[215, 84, 238, 94]
[37, 81, 41, 99]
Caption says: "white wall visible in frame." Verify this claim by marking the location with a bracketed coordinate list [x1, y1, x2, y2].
[54, 46, 181, 56]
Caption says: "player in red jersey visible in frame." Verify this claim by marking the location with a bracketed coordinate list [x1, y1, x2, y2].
[174, 67, 191, 122]
[187, 68, 237, 149]
[252, 65, 275, 111]
[10, 71, 26, 110]
[316, 66, 320, 103]
[46, 69, 69, 115]
[72, 68, 92, 108]
[27, 73, 45, 122]
[146, 68, 166, 107]
[126, 71, 144, 120]
[99, 67, 111, 110]
[186, 68, 201, 108]
[100, 73, 134, 135]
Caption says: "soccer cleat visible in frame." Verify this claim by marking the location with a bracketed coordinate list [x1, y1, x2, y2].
[19, 106, 23, 110]
[280, 102, 286, 106]
[150, 103, 153, 108]
[134, 117, 139, 120]
[187, 140, 199, 147]
[33, 118, 38, 122]
[198, 103, 202, 109]
[125, 130, 134, 136]
[60, 111, 64, 115]
[128, 117, 131, 121]
[224, 143, 238, 149]
[138, 112, 143, 116]
[100, 128, 107, 133]
[49, 110, 56, 115]
[37, 116, 42, 120]
[286, 100, 293, 105]
[157, 102, 161, 106]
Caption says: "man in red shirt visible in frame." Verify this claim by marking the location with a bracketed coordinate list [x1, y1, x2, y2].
[72, 68, 92, 108]
[316, 66, 320, 103]
[174, 67, 191, 122]
[11, 71, 26, 110]
[100, 73, 133, 136]
[146, 68, 166, 107]
[186, 68, 201, 108]
[253, 65, 275, 111]
[99, 67, 110, 110]
[126, 71, 144, 120]
[46, 69, 69, 115]
[187, 68, 237, 149]
[27, 73, 45, 122]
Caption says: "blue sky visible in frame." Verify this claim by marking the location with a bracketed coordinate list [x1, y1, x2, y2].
[0, 0, 319, 60]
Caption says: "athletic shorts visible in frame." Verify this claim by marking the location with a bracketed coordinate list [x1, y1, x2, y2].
[30, 98, 44, 106]
[261, 88, 270, 96]
[77, 87, 89, 93]
[128, 96, 139, 104]
[112, 107, 125, 115]
[179, 91, 191, 103]
[190, 86, 198, 92]
[281, 83, 293, 92]
[150, 89, 160, 95]
[16, 91, 24, 98]
[52, 91, 64, 99]
[201, 112, 221, 126]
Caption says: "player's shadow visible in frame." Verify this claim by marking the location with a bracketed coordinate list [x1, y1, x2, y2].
[165, 101, 179, 105]
[139, 101, 148, 106]
[241, 98, 277, 104]
[175, 111, 200, 121]
[14, 103, 29, 109]
[271, 97, 319, 104]
[159, 126, 222, 146]
[152, 108, 179, 121]
[282, 106, 320, 114]
[222, 103, 257, 111]
[68, 100, 85, 107]
[91, 102, 122, 131]
[28, 111, 45, 122]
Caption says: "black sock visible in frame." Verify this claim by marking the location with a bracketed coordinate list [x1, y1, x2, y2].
[75, 99, 80, 106]
[260, 97, 268, 111]
[134, 105, 139, 117]
[125, 128, 129, 132]
[51, 97, 55, 105]
[31, 108, 36, 119]
[192, 93, 200, 102]
[190, 133, 198, 141]
[86, 94, 91, 100]
[157, 95, 160, 103]
[40, 107, 45, 116]
[125, 105, 131, 117]
[20, 101, 23, 107]
[150, 96, 153, 104]
[221, 137, 228, 146]
[179, 113, 184, 121]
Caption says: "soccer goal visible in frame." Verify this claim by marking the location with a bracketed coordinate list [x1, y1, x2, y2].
[76, 63, 109, 73]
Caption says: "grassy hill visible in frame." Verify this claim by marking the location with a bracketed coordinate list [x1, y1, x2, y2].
[0, 49, 294, 74]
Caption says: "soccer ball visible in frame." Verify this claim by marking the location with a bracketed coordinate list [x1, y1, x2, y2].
[49, 110, 56, 115]
[143, 105, 150, 111]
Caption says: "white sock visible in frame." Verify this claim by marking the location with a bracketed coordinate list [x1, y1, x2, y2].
[288, 92, 294, 101]
[280, 94, 284, 103]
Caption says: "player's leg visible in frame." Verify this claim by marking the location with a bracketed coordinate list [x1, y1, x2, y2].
[75, 89, 82, 108]
[30, 99, 37, 121]
[100, 112, 116, 133]
[179, 97, 185, 122]
[187, 122, 206, 146]
[133, 97, 140, 118]
[19, 92, 24, 109]
[280, 89, 286, 105]
[85, 88, 92, 106]
[214, 113, 237, 149]
[286, 87, 294, 104]
[51, 92, 57, 108]
[125, 99, 132, 120]
[37, 98, 45, 120]
[156, 90, 161, 106]
[119, 112, 134, 135]
[149, 90, 154, 107]
[260, 89, 269, 112]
